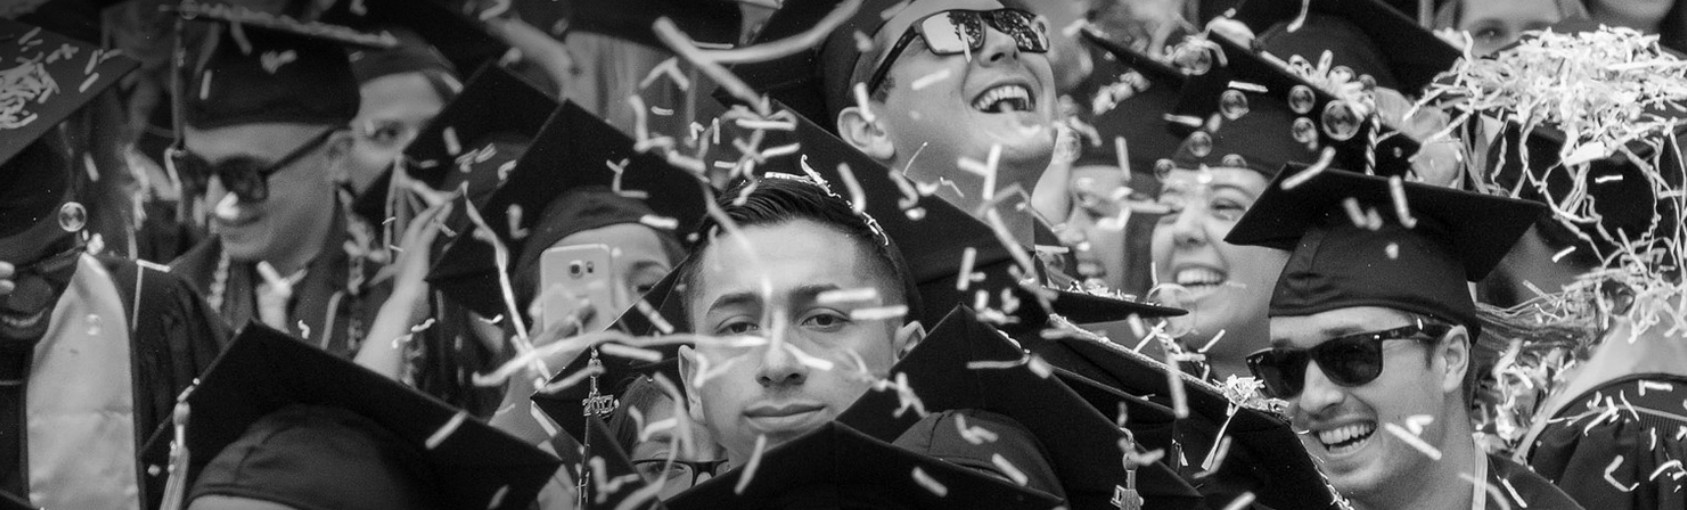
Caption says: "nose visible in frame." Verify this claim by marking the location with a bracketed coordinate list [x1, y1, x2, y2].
[755, 341, 808, 389]
[977, 20, 1023, 66]
[1294, 362, 1346, 418]
[1167, 206, 1209, 248]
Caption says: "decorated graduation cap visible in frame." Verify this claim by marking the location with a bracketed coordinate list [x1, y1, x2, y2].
[0, 18, 138, 239]
[1233, 0, 1461, 95]
[667, 421, 1065, 510]
[175, 0, 394, 130]
[1022, 323, 1341, 510]
[427, 100, 709, 320]
[1076, 28, 1187, 172]
[728, 0, 926, 131]
[1225, 163, 1546, 338]
[155, 324, 560, 510]
[318, 0, 508, 82]
[1165, 34, 1421, 179]
[838, 306, 1204, 510]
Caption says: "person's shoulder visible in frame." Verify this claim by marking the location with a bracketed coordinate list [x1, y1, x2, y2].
[1489, 452, 1587, 510]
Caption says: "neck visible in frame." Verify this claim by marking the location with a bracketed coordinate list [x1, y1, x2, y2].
[1355, 417, 1478, 510]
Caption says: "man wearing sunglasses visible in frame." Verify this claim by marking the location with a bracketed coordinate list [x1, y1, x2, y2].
[0, 20, 230, 509]
[1225, 165, 1583, 510]
[168, 15, 387, 359]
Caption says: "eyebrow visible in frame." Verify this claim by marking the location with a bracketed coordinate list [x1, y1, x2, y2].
[1160, 181, 1257, 198]
[704, 283, 845, 314]
[1270, 323, 1370, 348]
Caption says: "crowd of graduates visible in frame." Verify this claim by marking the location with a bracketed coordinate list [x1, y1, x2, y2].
[0, 0, 1685, 509]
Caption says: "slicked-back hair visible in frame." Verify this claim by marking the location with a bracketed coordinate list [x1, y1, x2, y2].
[679, 176, 923, 327]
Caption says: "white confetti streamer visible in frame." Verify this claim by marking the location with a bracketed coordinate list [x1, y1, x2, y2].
[425, 411, 468, 450]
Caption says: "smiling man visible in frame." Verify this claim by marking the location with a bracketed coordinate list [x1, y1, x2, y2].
[1225, 165, 1582, 510]
[168, 11, 391, 358]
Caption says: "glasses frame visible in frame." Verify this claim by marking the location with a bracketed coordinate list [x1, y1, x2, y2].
[630, 458, 730, 488]
[169, 128, 338, 203]
[1246, 322, 1452, 399]
[864, 8, 1050, 94]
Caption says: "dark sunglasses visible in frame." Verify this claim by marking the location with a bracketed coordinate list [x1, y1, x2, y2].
[631, 458, 729, 487]
[168, 128, 337, 203]
[1246, 323, 1451, 399]
[866, 8, 1051, 93]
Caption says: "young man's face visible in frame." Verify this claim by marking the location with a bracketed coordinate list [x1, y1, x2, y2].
[185, 122, 345, 266]
[681, 219, 913, 464]
[1269, 306, 1464, 503]
[869, 0, 1059, 195]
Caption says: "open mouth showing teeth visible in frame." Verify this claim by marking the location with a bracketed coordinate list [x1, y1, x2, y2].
[1174, 267, 1227, 288]
[1317, 422, 1377, 454]
[0, 311, 45, 330]
[972, 84, 1034, 113]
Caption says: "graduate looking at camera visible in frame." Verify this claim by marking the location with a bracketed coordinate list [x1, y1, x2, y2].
[1227, 164, 1582, 510]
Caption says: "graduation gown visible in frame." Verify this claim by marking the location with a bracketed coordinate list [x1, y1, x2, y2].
[1527, 374, 1685, 510]
[69, 256, 227, 508]
[169, 218, 385, 359]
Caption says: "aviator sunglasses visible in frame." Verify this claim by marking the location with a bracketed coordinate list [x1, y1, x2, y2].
[1245, 322, 1451, 399]
[865, 8, 1051, 94]
[168, 128, 337, 203]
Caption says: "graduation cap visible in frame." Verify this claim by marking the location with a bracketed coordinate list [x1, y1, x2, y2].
[1076, 28, 1188, 172]
[566, 0, 742, 51]
[727, 0, 912, 131]
[1224, 163, 1547, 339]
[426, 100, 709, 320]
[0, 18, 138, 238]
[667, 421, 1065, 510]
[155, 324, 560, 510]
[1232, 0, 1461, 95]
[318, 0, 508, 82]
[399, 64, 555, 192]
[1166, 34, 1418, 178]
[838, 306, 1204, 510]
[1021, 325, 1341, 510]
[552, 415, 667, 510]
[175, 0, 394, 130]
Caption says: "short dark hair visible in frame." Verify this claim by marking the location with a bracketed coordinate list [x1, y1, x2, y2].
[678, 176, 922, 325]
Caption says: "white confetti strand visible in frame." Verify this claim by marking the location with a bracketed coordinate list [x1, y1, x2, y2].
[425, 411, 469, 450]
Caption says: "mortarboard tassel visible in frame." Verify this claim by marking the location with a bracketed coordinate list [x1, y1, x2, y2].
[159, 401, 192, 510]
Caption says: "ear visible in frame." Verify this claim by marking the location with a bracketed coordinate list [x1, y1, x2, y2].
[893, 320, 926, 361]
[837, 106, 897, 161]
[1436, 325, 1471, 397]
[323, 129, 356, 184]
[677, 345, 706, 423]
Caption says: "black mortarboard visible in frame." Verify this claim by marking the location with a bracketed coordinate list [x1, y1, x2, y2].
[1225, 163, 1546, 338]
[760, 102, 1186, 327]
[1488, 121, 1687, 259]
[552, 415, 665, 510]
[566, 0, 742, 51]
[401, 64, 555, 191]
[176, 0, 392, 130]
[1076, 28, 1187, 172]
[427, 100, 708, 320]
[0, 18, 137, 238]
[0, 490, 29, 510]
[164, 324, 561, 510]
[728, 0, 917, 131]
[1166, 35, 1418, 178]
[667, 421, 1065, 510]
[1234, 0, 1460, 95]
[838, 307, 1203, 510]
[1021, 328, 1340, 510]
[319, 0, 507, 82]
